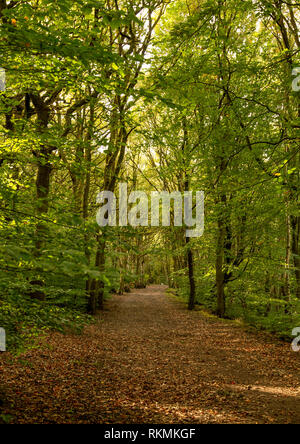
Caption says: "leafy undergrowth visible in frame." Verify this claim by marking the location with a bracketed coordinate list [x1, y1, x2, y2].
[166, 288, 300, 342]
[0, 285, 299, 424]
[0, 297, 92, 352]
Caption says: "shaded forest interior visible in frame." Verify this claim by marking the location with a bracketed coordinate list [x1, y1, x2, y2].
[0, 0, 299, 354]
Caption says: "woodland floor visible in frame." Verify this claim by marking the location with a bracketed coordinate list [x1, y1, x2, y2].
[0, 285, 300, 424]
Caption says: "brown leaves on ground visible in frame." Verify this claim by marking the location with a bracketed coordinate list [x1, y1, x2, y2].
[0, 285, 299, 424]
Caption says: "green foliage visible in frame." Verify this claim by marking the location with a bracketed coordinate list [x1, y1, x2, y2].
[0, 295, 92, 352]
[0, 0, 299, 351]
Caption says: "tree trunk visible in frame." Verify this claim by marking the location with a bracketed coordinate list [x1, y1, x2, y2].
[216, 216, 226, 318]
[186, 236, 196, 310]
[30, 93, 52, 300]
[291, 215, 300, 299]
[34, 155, 52, 258]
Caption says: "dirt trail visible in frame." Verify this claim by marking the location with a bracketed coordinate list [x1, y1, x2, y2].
[1, 285, 300, 423]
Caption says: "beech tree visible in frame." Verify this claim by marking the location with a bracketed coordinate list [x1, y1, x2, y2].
[0, 0, 299, 349]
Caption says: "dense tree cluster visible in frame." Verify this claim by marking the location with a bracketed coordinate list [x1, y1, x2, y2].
[0, 0, 299, 348]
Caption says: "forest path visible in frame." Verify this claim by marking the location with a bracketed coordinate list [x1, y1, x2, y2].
[1, 285, 300, 424]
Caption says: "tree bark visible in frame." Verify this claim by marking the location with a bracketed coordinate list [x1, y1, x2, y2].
[216, 215, 226, 317]
[186, 236, 196, 310]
